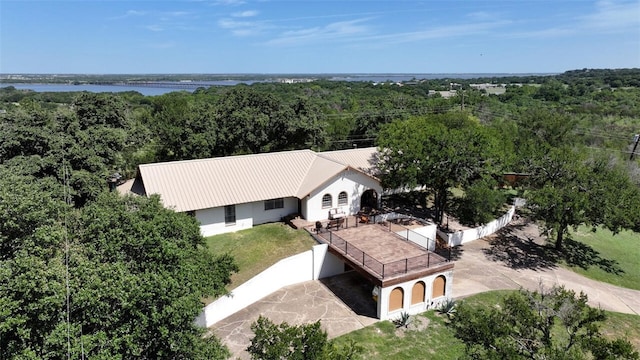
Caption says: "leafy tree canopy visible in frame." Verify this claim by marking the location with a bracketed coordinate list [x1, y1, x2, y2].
[450, 286, 639, 360]
[377, 112, 504, 225]
[0, 177, 237, 359]
[247, 316, 362, 360]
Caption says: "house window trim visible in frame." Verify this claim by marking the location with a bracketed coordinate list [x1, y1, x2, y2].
[338, 191, 348, 206]
[321, 194, 332, 209]
[225, 205, 236, 226]
[264, 198, 284, 211]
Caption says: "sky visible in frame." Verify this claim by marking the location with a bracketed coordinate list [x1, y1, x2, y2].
[1, 0, 639, 74]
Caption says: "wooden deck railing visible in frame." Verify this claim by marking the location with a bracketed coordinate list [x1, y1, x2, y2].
[315, 226, 448, 279]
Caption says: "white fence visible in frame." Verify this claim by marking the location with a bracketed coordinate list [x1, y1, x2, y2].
[396, 224, 437, 251]
[195, 244, 342, 328]
[438, 206, 515, 247]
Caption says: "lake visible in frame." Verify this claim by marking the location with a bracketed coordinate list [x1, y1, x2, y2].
[1, 73, 550, 96]
[1, 81, 255, 96]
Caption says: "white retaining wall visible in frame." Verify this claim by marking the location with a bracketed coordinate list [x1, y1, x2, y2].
[196, 244, 342, 328]
[438, 206, 515, 247]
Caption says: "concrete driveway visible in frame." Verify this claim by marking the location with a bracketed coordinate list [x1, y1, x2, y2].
[210, 272, 378, 360]
[210, 220, 640, 359]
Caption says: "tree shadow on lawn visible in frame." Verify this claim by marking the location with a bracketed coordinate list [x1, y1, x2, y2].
[483, 228, 560, 271]
[482, 222, 624, 275]
[562, 238, 624, 275]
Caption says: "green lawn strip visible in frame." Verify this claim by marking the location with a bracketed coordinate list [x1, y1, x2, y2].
[206, 223, 317, 290]
[563, 227, 640, 290]
[334, 290, 640, 357]
[602, 311, 640, 350]
[333, 312, 465, 360]
[332, 292, 507, 360]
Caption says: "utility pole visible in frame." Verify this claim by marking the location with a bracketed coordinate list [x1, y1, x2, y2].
[631, 134, 640, 160]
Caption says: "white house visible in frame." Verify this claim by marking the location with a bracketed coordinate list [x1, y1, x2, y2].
[125, 147, 383, 237]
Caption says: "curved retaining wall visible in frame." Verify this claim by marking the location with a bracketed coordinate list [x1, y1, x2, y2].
[196, 244, 342, 328]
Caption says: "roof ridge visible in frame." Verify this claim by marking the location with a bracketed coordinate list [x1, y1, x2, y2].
[139, 148, 316, 168]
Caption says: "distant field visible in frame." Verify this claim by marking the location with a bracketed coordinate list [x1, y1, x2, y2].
[205, 223, 317, 290]
[565, 227, 640, 290]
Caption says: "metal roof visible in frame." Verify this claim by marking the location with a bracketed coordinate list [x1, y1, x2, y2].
[319, 147, 380, 177]
[136, 147, 379, 212]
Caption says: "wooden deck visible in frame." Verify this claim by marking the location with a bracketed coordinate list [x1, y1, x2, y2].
[311, 222, 452, 287]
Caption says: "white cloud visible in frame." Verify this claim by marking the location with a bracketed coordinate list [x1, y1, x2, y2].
[213, 0, 246, 5]
[466, 11, 494, 21]
[110, 10, 147, 20]
[381, 20, 511, 45]
[265, 18, 514, 47]
[581, 0, 640, 32]
[507, 27, 576, 39]
[233, 10, 259, 18]
[218, 18, 270, 36]
[218, 18, 253, 29]
[265, 18, 372, 46]
[506, 0, 639, 40]
[145, 25, 164, 32]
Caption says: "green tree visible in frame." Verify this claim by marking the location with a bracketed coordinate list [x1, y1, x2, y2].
[149, 92, 220, 161]
[450, 286, 639, 360]
[526, 148, 640, 250]
[247, 316, 362, 360]
[377, 113, 503, 225]
[454, 178, 507, 226]
[0, 182, 237, 359]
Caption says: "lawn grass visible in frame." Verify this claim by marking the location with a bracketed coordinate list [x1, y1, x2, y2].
[333, 290, 640, 358]
[205, 223, 317, 290]
[333, 311, 465, 360]
[563, 227, 640, 290]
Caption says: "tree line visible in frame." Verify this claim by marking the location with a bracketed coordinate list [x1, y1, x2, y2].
[1, 68, 640, 358]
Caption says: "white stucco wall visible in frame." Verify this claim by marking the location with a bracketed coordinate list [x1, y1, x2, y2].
[439, 206, 515, 247]
[196, 198, 298, 237]
[305, 170, 382, 222]
[378, 270, 454, 320]
[197, 202, 254, 237]
[251, 197, 298, 224]
[196, 244, 341, 328]
[313, 245, 345, 279]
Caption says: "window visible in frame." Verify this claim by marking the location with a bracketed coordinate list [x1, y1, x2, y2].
[264, 198, 284, 210]
[338, 191, 348, 206]
[224, 205, 236, 225]
[322, 194, 332, 209]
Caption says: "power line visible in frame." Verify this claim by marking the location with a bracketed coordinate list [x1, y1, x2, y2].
[63, 162, 71, 360]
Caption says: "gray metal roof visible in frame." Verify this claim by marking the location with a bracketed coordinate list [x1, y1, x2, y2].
[319, 147, 380, 177]
[137, 147, 378, 212]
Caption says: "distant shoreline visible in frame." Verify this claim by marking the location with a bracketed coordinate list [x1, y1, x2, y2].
[1, 72, 557, 85]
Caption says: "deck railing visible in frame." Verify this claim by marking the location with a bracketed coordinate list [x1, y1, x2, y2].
[316, 226, 448, 279]
[319, 214, 437, 252]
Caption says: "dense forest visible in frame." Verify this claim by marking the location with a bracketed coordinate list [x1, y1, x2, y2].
[1, 68, 640, 358]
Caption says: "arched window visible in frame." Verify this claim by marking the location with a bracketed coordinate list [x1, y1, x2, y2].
[338, 191, 348, 206]
[411, 281, 426, 305]
[322, 194, 332, 209]
[432, 275, 446, 298]
[389, 287, 404, 312]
